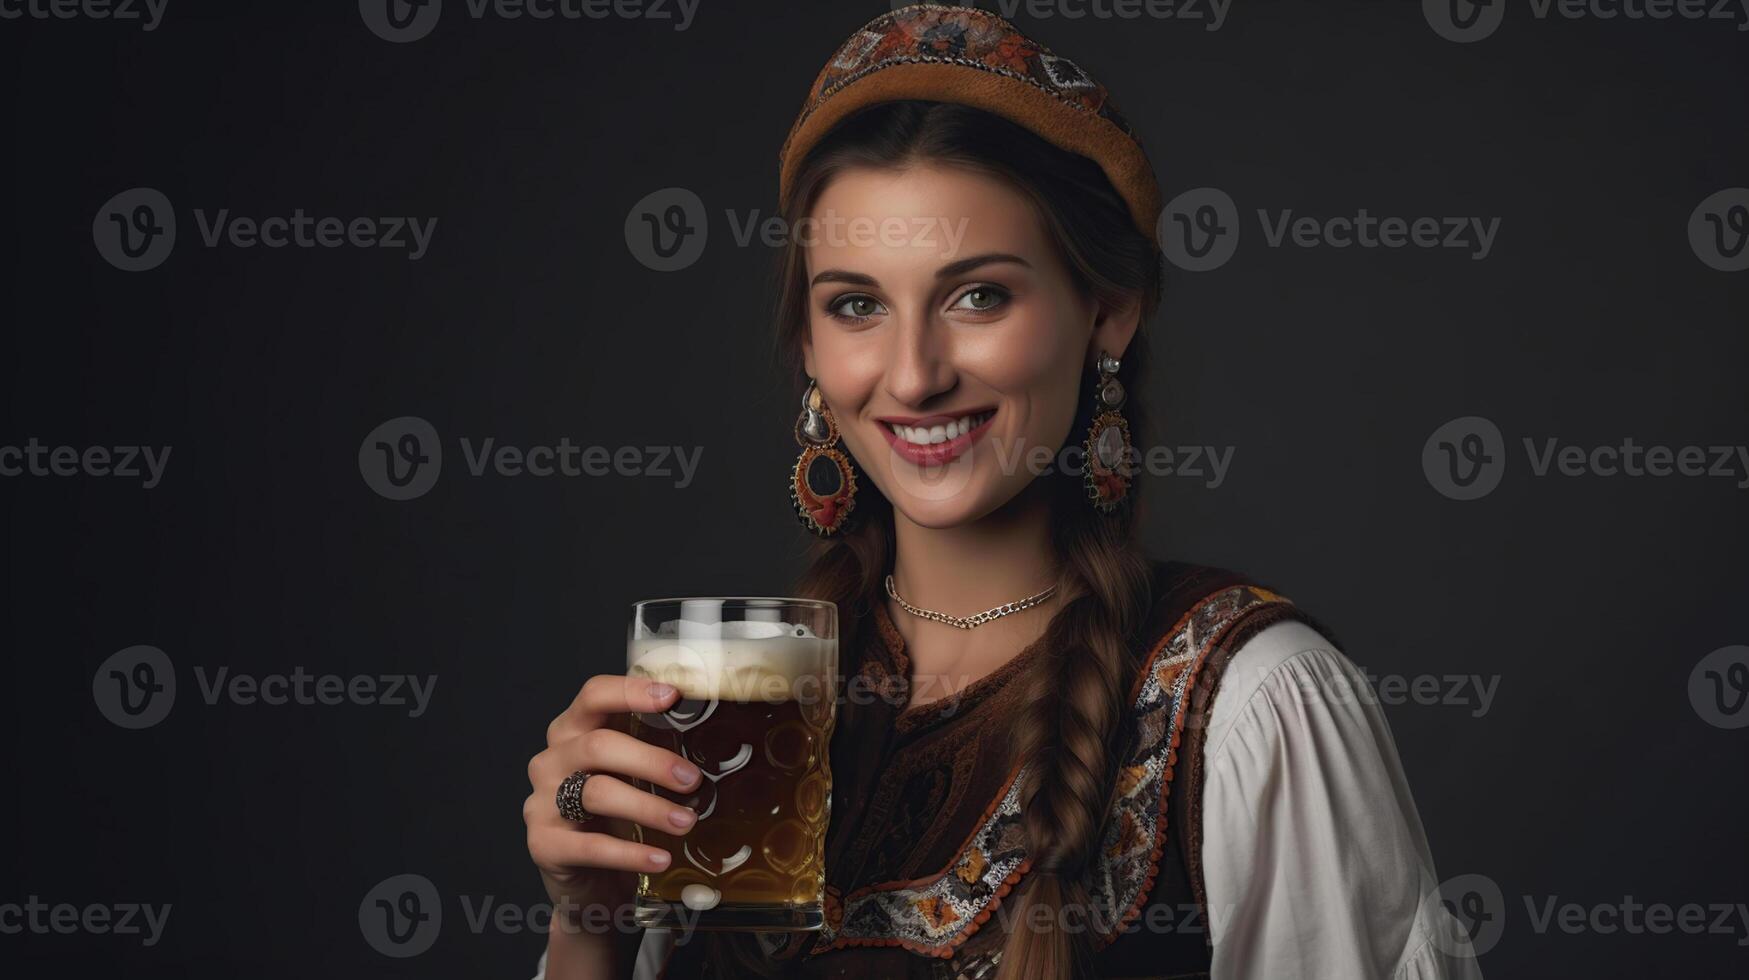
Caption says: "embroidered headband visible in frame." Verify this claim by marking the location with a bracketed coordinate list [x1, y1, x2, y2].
[778, 3, 1163, 245]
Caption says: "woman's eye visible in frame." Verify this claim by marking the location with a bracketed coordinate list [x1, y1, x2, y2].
[829, 295, 884, 321]
[951, 286, 1009, 313]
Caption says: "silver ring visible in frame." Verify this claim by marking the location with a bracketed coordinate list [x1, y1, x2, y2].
[556, 770, 595, 824]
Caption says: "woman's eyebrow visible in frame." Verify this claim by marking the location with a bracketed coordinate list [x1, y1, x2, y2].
[936, 252, 1031, 279]
[808, 253, 1031, 289]
[810, 269, 879, 288]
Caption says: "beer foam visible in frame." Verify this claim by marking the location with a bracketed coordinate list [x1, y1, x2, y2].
[628, 631, 834, 703]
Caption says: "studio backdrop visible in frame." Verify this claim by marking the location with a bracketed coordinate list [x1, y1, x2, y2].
[3, 1, 1746, 977]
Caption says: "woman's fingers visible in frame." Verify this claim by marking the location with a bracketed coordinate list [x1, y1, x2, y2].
[528, 824, 674, 875]
[533, 726, 702, 796]
[547, 674, 679, 746]
[574, 772, 698, 835]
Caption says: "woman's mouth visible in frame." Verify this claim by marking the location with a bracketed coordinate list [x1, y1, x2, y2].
[875, 409, 996, 467]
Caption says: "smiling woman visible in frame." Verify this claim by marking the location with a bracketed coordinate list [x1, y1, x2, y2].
[524, 6, 1484, 979]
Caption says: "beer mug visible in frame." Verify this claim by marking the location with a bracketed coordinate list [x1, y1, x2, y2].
[626, 597, 838, 931]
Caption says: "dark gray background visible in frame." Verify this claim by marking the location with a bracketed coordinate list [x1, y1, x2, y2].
[3, 1, 1746, 976]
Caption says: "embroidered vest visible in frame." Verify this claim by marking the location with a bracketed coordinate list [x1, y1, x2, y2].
[654, 562, 1308, 979]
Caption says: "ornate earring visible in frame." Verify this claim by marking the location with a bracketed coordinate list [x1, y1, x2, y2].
[791, 380, 859, 536]
[1083, 352, 1135, 512]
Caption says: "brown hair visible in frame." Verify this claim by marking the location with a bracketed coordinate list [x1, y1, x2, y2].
[768, 101, 1167, 979]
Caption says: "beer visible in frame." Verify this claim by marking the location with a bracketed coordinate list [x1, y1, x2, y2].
[626, 600, 837, 931]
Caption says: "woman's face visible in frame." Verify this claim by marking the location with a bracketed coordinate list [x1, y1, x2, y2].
[801, 163, 1139, 529]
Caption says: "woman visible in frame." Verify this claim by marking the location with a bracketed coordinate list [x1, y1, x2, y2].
[525, 6, 1482, 978]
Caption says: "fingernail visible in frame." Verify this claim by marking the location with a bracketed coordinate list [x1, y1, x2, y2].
[649, 850, 671, 868]
[650, 682, 675, 700]
[672, 763, 700, 786]
[668, 808, 696, 829]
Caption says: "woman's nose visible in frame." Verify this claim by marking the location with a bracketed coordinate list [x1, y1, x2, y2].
[882, 319, 957, 407]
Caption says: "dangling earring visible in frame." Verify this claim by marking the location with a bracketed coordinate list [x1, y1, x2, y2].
[1083, 352, 1135, 512]
[791, 379, 859, 536]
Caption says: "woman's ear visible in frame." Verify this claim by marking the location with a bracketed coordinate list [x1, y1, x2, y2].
[1087, 291, 1144, 369]
[801, 336, 817, 379]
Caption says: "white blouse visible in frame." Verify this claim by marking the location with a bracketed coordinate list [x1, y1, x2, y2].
[535, 620, 1484, 979]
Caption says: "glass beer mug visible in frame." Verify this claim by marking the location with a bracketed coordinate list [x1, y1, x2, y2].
[626, 597, 838, 931]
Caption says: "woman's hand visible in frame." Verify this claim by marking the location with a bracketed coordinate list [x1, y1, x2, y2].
[524, 674, 701, 977]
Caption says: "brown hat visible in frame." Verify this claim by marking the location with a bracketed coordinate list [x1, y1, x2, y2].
[778, 4, 1162, 244]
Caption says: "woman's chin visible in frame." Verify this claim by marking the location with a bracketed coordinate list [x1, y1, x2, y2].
[882, 481, 1013, 530]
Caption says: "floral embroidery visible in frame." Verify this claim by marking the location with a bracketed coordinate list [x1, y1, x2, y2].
[956, 848, 988, 885]
[1115, 762, 1146, 797]
[810, 583, 1293, 959]
[916, 894, 961, 930]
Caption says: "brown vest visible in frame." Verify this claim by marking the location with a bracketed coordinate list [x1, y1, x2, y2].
[658, 562, 1308, 979]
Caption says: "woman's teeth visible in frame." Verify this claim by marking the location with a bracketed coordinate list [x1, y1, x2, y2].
[887, 411, 993, 446]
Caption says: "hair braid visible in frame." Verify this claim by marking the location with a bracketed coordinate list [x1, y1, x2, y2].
[994, 486, 1152, 980]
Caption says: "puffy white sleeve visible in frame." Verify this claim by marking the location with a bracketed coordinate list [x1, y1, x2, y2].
[1200, 620, 1485, 980]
